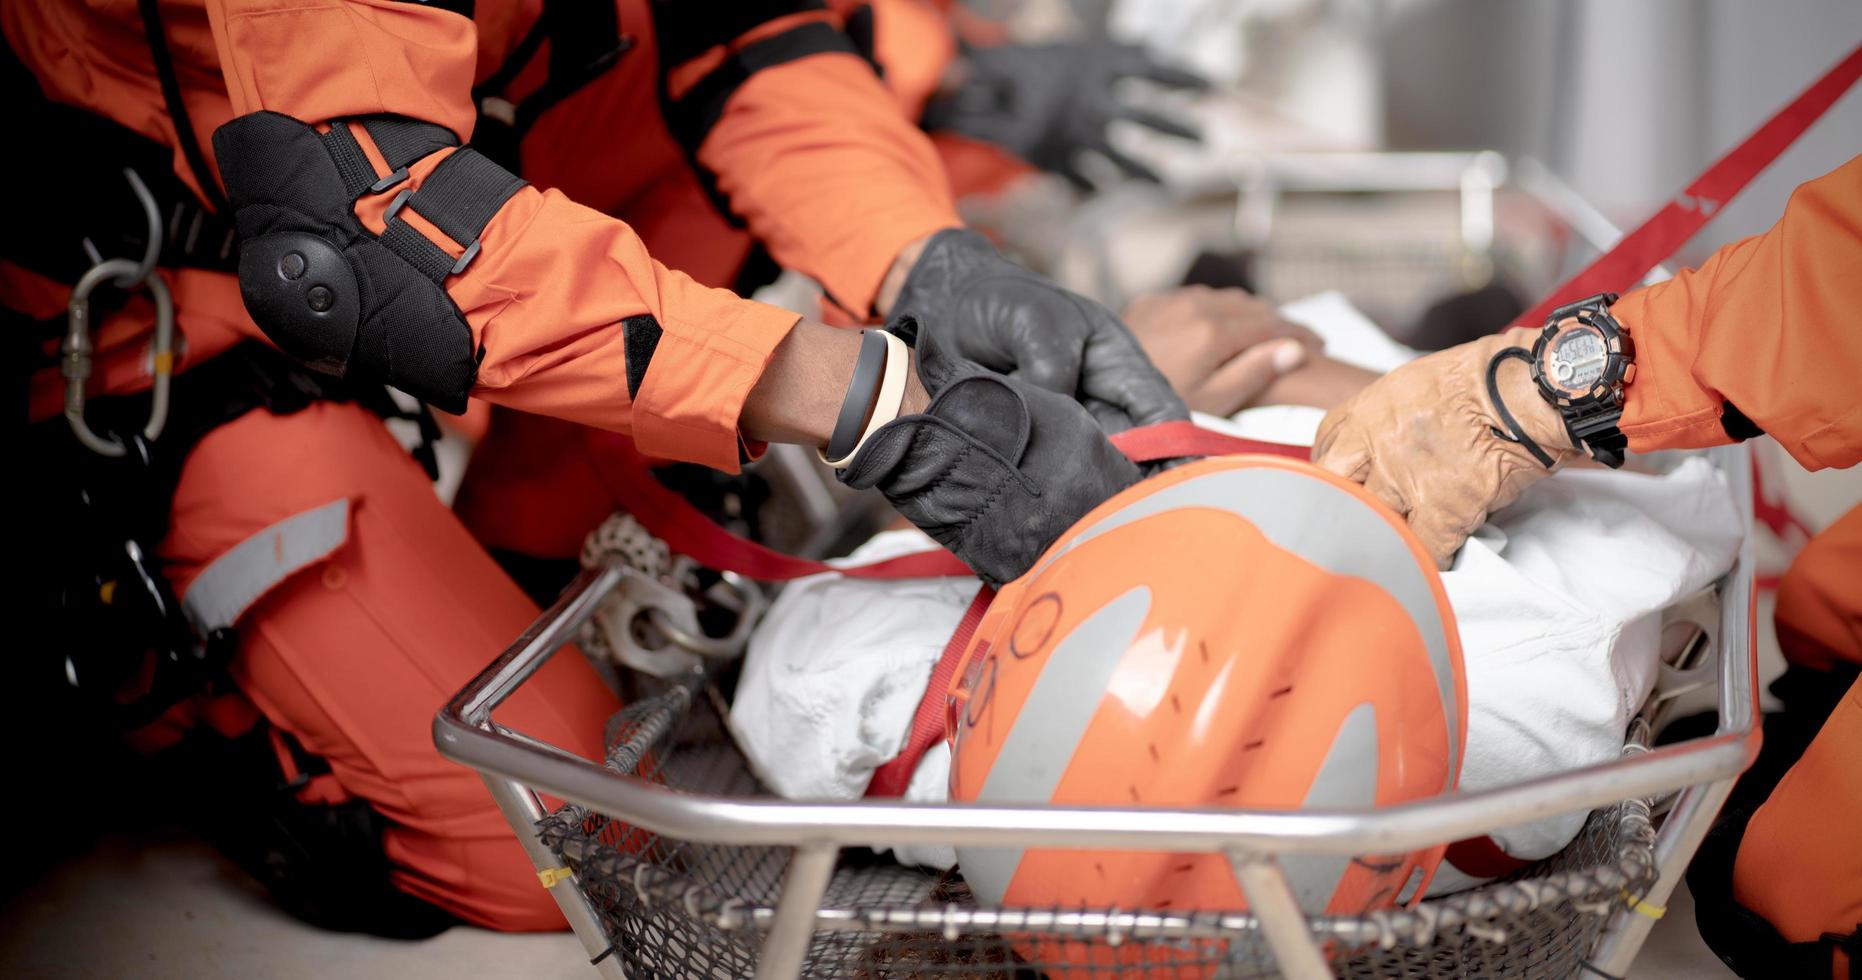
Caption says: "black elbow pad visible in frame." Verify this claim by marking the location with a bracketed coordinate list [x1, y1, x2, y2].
[213, 111, 520, 414]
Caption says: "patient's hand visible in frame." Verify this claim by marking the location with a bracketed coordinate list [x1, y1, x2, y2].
[1256, 357, 1381, 410]
[1123, 286, 1321, 415]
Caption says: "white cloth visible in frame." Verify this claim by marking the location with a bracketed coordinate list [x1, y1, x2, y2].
[729, 531, 972, 870]
[729, 293, 1742, 889]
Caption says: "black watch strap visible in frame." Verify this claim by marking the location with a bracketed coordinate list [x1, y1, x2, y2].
[1564, 405, 1628, 469]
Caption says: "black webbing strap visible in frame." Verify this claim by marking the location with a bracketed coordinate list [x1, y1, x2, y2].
[378, 147, 528, 283]
[138, 0, 228, 214]
[362, 116, 459, 172]
[2, 30, 237, 279]
[320, 124, 381, 200]
[378, 220, 459, 283]
[661, 19, 860, 224]
[651, 0, 826, 71]
[322, 116, 459, 201]
[471, 0, 633, 171]
[406, 143, 528, 248]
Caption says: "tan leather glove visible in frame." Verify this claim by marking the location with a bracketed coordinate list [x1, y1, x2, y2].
[1312, 329, 1578, 568]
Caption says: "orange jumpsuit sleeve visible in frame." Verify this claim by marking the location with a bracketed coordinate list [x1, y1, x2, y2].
[1616, 154, 1862, 471]
[205, 0, 799, 472]
[687, 25, 960, 315]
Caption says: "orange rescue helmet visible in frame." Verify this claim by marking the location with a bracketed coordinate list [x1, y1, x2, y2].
[945, 455, 1467, 926]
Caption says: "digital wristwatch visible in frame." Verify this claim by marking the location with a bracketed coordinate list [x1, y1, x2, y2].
[1529, 292, 1636, 468]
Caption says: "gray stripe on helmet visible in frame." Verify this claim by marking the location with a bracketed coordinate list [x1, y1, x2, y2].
[959, 586, 1154, 905]
[1273, 700, 1378, 913]
[1030, 466, 1459, 781]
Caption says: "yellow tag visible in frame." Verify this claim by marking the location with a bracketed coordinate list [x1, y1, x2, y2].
[100, 580, 117, 605]
[1622, 890, 1666, 920]
[151, 351, 176, 376]
[537, 866, 574, 889]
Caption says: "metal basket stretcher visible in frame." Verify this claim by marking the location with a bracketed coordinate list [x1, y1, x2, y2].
[433, 435, 1757, 980]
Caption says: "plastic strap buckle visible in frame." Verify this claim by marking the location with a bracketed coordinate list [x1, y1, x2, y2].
[368, 166, 409, 195]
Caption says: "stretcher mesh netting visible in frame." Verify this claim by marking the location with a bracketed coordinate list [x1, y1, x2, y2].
[535, 682, 1659, 979]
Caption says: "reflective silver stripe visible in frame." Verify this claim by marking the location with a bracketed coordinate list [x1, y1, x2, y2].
[1276, 700, 1378, 913]
[1032, 466, 1461, 781]
[181, 499, 350, 634]
[962, 586, 1154, 905]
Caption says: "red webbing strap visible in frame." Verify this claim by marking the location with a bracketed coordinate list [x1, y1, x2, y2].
[596, 424, 1309, 582]
[1111, 419, 1312, 464]
[1513, 42, 1862, 330]
[1444, 834, 1533, 880]
[865, 584, 995, 798]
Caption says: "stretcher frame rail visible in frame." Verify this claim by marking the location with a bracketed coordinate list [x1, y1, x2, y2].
[434, 441, 1756, 980]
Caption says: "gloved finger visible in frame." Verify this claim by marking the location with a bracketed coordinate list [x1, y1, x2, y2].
[1311, 413, 1371, 483]
[1092, 141, 1163, 184]
[1115, 105, 1202, 143]
[1134, 60, 1210, 90]
[1360, 464, 1412, 520]
[1003, 322, 1087, 397]
[1405, 506, 1471, 571]
[1196, 339, 1306, 415]
[1107, 45, 1210, 90]
[1078, 332, 1189, 429]
[1058, 161, 1095, 192]
[1086, 398, 1136, 433]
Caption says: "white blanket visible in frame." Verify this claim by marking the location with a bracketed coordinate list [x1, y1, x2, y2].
[730, 293, 1743, 890]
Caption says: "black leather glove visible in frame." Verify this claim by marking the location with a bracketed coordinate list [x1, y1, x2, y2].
[922, 40, 1205, 187]
[841, 315, 1142, 587]
[892, 228, 1187, 432]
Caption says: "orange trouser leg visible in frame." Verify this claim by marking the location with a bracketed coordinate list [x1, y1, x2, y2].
[163, 401, 620, 931]
[1727, 505, 1862, 978]
[454, 409, 618, 561]
[1732, 673, 1862, 979]
[1774, 504, 1862, 671]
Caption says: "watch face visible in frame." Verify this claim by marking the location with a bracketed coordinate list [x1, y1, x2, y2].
[1542, 320, 1611, 397]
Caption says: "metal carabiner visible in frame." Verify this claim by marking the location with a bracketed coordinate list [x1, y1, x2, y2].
[80, 170, 164, 289]
[64, 257, 175, 457]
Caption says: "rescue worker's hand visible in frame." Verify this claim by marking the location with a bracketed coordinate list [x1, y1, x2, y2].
[888, 228, 1187, 432]
[923, 40, 1206, 186]
[1312, 329, 1578, 568]
[1123, 286, 1320, 415]
[841, 314, 1143, 586]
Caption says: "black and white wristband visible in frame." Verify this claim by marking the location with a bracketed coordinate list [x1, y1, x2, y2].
[820, 329, 909, 469]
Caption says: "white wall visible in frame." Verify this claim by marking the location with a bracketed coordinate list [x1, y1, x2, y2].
[1382, 0, 1862, 261]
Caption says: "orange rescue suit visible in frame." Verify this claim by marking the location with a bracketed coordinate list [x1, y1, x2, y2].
[10, 0, 961, 470]
[1614, 155, 1862, 979]
[3, 0, 961, 932]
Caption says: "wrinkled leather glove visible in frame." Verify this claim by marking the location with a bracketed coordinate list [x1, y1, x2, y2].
[1312, 329, 1578, 568]
[841, 315, 1143, 586]
[892, 228, 1187, 432]
[923, 40, 1205, 187]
